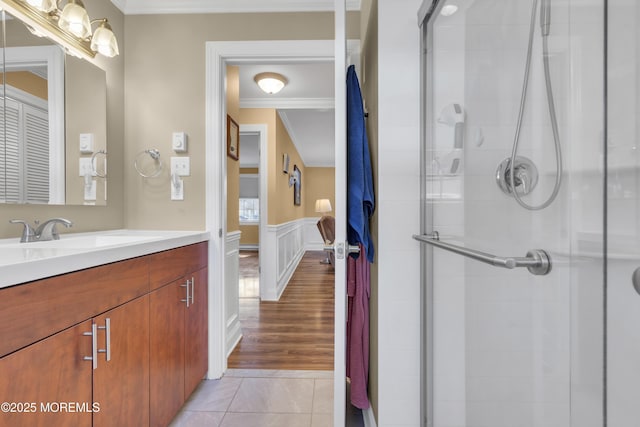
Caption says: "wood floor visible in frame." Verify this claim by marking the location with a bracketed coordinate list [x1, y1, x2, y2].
[227, 250, 335, 370]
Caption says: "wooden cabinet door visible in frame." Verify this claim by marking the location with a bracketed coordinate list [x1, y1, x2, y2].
[184, 267, 208, 398]
[0, 321, 93, 427]
[149, 280, 185, 427]
[93, 296, 150, 427]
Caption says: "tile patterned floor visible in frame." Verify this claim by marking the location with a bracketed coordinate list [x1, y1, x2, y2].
[170, 370, 336, 427]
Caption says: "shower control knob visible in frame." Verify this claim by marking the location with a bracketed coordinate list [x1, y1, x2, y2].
[496, 156, 539, 196]
[632, 267, 640, 296]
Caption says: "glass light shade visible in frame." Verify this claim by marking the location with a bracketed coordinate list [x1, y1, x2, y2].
[58, 0, 91, 39]
[254, 72, 288, 95]
[91, 21, 119, 57]
[315, 199, 332, 214]
[440, 5, 459, 16]
[24, 0, 57, 12]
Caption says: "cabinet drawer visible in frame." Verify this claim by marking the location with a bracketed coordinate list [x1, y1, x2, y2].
[0, 257, 149, 358]
[148, 242, 208, 291]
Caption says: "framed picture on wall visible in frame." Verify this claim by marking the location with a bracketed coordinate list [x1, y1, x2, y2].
[293, 165, 301, 206]
[227, 115, 239, 160]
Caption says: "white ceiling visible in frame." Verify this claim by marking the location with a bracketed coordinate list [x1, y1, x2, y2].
[239, 62, 335, 167]
[110, 0, 361, 14]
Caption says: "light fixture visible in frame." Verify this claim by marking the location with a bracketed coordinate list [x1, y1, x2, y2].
[315, 199, 332, 215]
[1, 0, 119, 59]
[440, 4, 459, 16]
[90, 18, 119, 57]
[254, 72, 288, 95]
[58, 0, 90, 39]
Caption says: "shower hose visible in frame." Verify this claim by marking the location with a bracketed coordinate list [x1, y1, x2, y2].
[509, 0, 563, 211]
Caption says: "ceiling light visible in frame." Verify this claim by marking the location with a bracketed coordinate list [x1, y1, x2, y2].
[440, 4, 459, 16]
[254, 72, 288, 95]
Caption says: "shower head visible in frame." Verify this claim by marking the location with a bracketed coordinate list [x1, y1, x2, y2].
[540, 0, 550, 36]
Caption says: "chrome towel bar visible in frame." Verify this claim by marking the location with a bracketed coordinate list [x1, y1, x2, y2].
[412, 232, 551, 276]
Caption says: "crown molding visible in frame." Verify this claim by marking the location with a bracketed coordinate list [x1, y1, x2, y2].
[110, 0, 361, 15]
[240, 97, 334, 110]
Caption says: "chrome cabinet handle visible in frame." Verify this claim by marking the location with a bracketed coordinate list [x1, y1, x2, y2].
[181, 279, 190, 308]
[83, 323, 98, 370]
[190, 276, 195, 305]
[412, 233, 551, 276]
[97, 318, 111, 362]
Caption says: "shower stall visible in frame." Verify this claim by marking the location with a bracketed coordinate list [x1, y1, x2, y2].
[417, 0, 639, 426]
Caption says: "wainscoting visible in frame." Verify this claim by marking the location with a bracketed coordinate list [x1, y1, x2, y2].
[261, 218, 309, 301]
[225, 231, 242, 357]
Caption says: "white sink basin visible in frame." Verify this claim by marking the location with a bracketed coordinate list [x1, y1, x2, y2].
[0, 233, 162, 249]
[2, 234, 163, 249]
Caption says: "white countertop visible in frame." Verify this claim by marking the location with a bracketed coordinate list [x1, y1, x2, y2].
[0, 229, 210, 289]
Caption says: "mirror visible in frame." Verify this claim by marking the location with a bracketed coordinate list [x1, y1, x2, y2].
[0, 10, 107, 206]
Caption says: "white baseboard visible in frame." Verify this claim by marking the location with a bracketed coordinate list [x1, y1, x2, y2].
[239, 244, 258, 250]
[363, 403, 377, 427]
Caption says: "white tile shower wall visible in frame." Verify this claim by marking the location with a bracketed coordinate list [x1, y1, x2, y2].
[377, 0, 423, 425]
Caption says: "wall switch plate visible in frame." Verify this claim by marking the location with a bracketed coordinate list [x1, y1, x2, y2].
[172, 132, 188, 153]
[170, 157, 190, 176]
[79, 133, 94, 154]
[79, 158, 96, 176]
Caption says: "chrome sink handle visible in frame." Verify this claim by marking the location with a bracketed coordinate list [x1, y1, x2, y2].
[9, 219, 36, 243]
[35, 218, 73, 241]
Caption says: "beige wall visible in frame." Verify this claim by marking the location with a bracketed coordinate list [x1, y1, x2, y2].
[0, 0, 125, 239]
[275, 113, 305, 224]
[239, 224, 259, 245]
[304, 167, 335, 217]
[65, 57, 107, 205]
[2, 72, 47, 99]
[123, 12, 359, 230]
[226, 66, 240, 233]
[239, 108, 307, 226]
[360, 0, 379, 420]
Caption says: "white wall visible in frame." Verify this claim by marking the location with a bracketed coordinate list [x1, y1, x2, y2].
[377, 0, 423, 424]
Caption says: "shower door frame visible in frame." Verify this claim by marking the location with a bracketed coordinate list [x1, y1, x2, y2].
[418, 1, 439, 426]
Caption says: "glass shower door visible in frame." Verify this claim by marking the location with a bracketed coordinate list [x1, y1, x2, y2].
[606, 0, 640, 424]
[419, 1, 606, 426]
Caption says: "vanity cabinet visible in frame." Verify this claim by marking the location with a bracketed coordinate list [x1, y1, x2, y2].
[149, 266, 208, 427]
[93, 296, 150, 427]
[0, 320, 93, 427]
[0, 241, 208, 427]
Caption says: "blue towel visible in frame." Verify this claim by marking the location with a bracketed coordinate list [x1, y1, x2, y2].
[346, 65, 375, 262]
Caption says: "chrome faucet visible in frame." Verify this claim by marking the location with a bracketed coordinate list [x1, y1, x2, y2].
[10, 218, 73, 242]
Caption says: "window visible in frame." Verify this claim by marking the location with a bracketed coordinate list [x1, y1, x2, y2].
[239, 198, 259, 223]
[0, 94, 50, 204]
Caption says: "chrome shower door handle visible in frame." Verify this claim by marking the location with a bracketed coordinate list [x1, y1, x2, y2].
[413, 233, 552, 276]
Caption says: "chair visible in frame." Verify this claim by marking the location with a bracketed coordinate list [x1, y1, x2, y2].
[317, 215, 335, 265]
